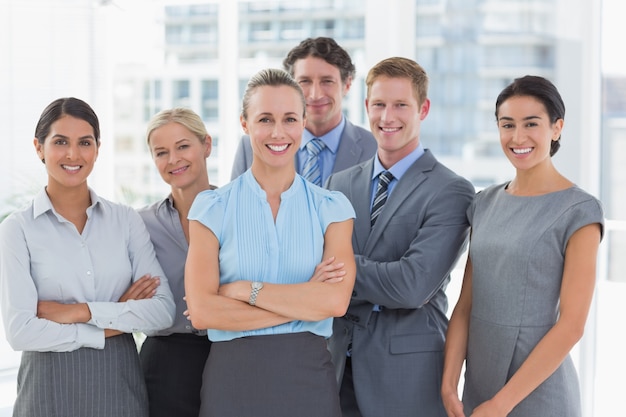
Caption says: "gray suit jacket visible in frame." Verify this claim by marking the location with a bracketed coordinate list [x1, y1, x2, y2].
[326, 150, 475, 417]
[230, 120, 377, 180]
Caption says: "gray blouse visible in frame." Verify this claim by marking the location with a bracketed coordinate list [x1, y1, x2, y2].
[138, 195, 206, 336]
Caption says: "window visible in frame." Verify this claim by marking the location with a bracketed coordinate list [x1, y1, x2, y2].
[249, 21, 273, 42]
[202, 80, 219, 122]
[312, 20, 335, 37]
[280, 20, 303, 40]
[173, 80, 190, 107]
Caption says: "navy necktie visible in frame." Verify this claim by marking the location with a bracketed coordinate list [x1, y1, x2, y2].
[371, 171, 394, 226]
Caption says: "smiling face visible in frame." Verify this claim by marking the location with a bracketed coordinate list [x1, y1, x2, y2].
[292, 56, 350, 137]
[366, 76, 430, 168]
[35, 115, 99, 193]
[497, 95, 563, 172]
[148, 121, 211, 190]
[241, 85, 306, 172]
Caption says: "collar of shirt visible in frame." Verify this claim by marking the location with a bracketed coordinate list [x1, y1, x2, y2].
[33, 187, 102, 219]
[243, 168, 302, 201]
[155, 193, 175, 214]
[297, 116, 346, 185]
[371, 143, 425, 201]
[299, 115, 345, 154]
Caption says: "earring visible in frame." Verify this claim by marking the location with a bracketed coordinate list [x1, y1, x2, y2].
[41, 158, 45, 164]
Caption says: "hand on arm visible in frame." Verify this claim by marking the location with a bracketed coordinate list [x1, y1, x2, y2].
[37, 273, 160, 338]
[234, 220, 356, 321]
[118, 274, 160, 302]
[103, 273, 161, 338]
[352, 179, 473, 309]
[308, 256, 347, 283]
[217, 254, 348, 310]
[469, 223, 601, 417]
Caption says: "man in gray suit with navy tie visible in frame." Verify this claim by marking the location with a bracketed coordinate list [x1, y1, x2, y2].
[326, 57, 475, 416]
[230, 37, 377, 183]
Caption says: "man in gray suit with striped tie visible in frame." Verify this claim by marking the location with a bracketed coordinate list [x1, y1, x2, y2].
[230, 37, 377, 183]
[326, 57, 475, 416]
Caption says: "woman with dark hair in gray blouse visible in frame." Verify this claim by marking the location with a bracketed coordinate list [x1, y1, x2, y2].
[138, 107, 215, 417]
[0, 97, 175, 417]
[442, 76, 604, 417]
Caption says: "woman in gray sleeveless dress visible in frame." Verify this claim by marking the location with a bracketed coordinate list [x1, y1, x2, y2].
[0, 98, 175, 417]
[442, 76, 604, 417]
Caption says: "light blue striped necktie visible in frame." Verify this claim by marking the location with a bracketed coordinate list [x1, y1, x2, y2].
[302, 138, 325, 186]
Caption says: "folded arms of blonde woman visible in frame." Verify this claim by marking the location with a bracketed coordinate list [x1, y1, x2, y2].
[184, 219, 356, 331]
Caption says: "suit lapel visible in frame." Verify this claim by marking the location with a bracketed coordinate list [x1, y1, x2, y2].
[333, 122, 362, 173]
[363, 151, 436, 255]
[350, 160, 375, 254]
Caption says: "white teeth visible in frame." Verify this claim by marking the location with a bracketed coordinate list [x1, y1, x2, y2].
[171, 166, 187, 174]
[62, 165, 80, 171]
[268, 144, 288, 152]
[381, 127, 400, 132]
[512, 148, 532, 154]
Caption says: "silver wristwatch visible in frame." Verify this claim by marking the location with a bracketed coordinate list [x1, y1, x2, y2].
[249, 281, 264, 306]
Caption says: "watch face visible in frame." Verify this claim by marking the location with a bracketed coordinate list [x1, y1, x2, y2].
[252, 281, 264, 290]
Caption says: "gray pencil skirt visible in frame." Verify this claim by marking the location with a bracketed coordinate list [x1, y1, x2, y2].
[199, 331, 341, 417]
[13, 333, 148, 417]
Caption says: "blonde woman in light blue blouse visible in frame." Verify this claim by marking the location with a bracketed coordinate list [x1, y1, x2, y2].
[185, 69, 356, 417]
[0, 97, 175, 417]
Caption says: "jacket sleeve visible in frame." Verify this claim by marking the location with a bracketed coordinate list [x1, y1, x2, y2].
[351, 176, 474, 309]
[230, 135, 253, 180]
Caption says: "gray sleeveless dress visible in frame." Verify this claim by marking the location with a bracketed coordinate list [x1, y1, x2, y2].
[463, 184, 604, 417]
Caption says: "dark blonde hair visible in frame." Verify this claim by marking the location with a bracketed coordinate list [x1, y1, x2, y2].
[146, 108, 208, 145]
[366, 57, 429, 105]
[241, 68, 306, 120]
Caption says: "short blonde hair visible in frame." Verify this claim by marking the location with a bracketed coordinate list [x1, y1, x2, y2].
[146, 108, 208, 144]
[366, 57, 429, 105]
